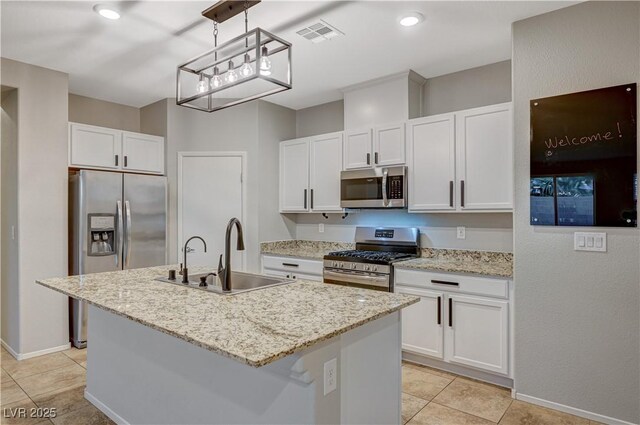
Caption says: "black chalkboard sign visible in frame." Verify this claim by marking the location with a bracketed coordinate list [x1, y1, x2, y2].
[530, 83, 637, 227]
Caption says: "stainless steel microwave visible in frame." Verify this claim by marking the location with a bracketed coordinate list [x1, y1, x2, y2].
[340, 166, 407, 209]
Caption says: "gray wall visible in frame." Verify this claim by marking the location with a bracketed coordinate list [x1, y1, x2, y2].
[512, 2, 639, 423]
[290, 62, 514, 252]
[423, 60, 511, 116]
[69, 93, 140, 132]
[1, 87, 19, 349]
[1, 58, 69, 355]
[296, 100, 344, 138]
[141, 99, 296, 272]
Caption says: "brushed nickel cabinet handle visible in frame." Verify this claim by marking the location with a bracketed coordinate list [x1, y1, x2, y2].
[374, 152, 379, 164]
[366, 153, 371, 165]
[115, 154, 119, 166]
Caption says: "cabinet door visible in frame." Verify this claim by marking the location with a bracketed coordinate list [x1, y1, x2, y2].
[122, 132, 165, 174]
[407, 114, 456, 211]
[456, 103, 513, 210]
[344, 129, 373, 169]
[396, 286, 444, 359]
[374, 123, 405, 166]
[279, 139, 310, 212]
[309, 132, 343, 212]
[69, 123, 121, 169]
[445, 294, 508, 375]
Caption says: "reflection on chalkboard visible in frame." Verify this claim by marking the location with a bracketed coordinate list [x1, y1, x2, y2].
[530, 83, 637, 227]
[557, 176, 594, 226]
[530, 177, 555, 225]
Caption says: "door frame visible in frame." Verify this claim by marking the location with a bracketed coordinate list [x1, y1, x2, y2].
[177, 151, 248, 268]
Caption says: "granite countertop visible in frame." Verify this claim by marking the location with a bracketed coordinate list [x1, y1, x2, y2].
[260, 240, 354, 260]
[37, 266, 418, 367]
[395, 248, 513, 278]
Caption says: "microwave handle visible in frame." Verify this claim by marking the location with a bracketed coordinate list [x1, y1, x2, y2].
[382, 168, 389, 207]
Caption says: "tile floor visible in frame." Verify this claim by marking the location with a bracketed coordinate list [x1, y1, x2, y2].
[401, 362, 602, 425]
[0, 346, 112, 425]
[1, 347, 601, 425]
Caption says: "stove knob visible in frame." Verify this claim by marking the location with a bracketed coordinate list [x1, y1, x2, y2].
[372, 266, 378, 272]
[364, 265, 370, 271]
[351, 263, 357, 269]
[340, 262, 345, 268]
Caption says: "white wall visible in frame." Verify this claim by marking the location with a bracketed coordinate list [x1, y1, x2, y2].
[290, 62, 514, 252]
[1, 87, 19, 349]
[68, 94, 140, 132]
[1, 58, 69, 355]
[141, 99, 296, 272]
[512, 2, 639, 423]
[295, 212, 513, 252]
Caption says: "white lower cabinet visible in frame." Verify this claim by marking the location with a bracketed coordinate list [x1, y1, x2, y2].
[446, 294, 509, 375]
[396, 269, 511, 377]
[395, 286, 444, 359]
[261, 255, 323, 282]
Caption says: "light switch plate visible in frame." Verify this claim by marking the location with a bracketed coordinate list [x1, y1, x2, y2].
[574, 232, 607, 252]
[319, 223, 325, 233]
[456, 227, 466, 240]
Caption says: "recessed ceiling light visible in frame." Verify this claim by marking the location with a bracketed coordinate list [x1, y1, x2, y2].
[93, 4, 120, 20]
[399, 12, 424, 27]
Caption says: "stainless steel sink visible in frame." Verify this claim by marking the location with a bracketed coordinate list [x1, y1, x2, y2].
[155, 271, 294, 295]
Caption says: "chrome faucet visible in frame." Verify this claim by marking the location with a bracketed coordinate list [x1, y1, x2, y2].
[217, 218, 245, 292]
[182, 236, 207, 283]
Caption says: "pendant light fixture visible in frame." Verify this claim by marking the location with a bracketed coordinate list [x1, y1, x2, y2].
[176, 0, 292, 113]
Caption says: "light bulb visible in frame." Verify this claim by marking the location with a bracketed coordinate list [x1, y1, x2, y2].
[240, 54, 253, 77]
[196, 76, 208, 94]
[259, 46, 272, 76]
[225, 60, 238, 83]
[210, 67, 222, 88]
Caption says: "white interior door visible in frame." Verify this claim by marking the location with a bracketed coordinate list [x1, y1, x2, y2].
[178, 152, 245, 271]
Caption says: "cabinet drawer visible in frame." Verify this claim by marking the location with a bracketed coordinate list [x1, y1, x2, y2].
[395, 268, 508, 299]
[261, 255, 323, 276]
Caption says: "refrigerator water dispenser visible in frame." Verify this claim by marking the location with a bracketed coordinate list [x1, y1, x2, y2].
[88, 214, 116, 256]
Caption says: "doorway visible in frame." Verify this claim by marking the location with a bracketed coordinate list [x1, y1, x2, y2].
[177, 152, 246, 270]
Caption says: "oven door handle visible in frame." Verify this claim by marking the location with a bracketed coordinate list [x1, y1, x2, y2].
[324, 270, 389, 288]
[382, 168, 389, 207]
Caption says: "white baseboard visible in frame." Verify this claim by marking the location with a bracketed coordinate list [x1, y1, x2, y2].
[1, 339, 70, 360]
[515, 392, 638, 425]
[84, 390, 129, 425]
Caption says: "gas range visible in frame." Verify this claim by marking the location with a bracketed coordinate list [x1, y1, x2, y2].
[323, 227, 419, 292]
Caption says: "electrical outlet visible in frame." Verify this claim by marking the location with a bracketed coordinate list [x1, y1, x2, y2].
[319, 223, 325, 233]
[457, 227, 466, 239]
[323, 358, 337, 395]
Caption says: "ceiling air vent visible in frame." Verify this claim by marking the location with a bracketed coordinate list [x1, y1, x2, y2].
[296, 20, 343, 43]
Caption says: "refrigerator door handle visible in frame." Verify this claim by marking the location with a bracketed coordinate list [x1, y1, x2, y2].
[124, 200, 132, 269]
[116, 200, 124, 268]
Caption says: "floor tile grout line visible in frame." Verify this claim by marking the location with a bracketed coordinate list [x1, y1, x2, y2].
[404, 400, 430, 424]
[495, 399, 514, 424]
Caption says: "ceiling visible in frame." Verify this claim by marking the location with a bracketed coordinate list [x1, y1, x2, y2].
[1, 1, 575, 110]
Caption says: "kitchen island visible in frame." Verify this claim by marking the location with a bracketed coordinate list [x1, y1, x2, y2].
[37, 265, 418, 425]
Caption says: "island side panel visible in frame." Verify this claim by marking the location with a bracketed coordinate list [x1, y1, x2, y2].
[85, 305, 340, 425]
[340, 311, 402, 425]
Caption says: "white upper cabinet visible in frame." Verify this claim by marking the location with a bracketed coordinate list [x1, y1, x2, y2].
[69, 123, 165, 175]
[407, 103, 513, 212]
[374, 122, 406, 166]
[344, 129, 372, 169]
[407, 114, 456, 211]
[279, 138, 310, 213]
[69, 123, 122, 170]
[456, 103, 513, 210]
[122, 132, 165, 174]
[344, 124, 406, 169]
[309, 132, 343, 212]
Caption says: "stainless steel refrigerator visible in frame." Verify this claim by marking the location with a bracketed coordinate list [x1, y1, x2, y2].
[69, 170, 167, 348]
